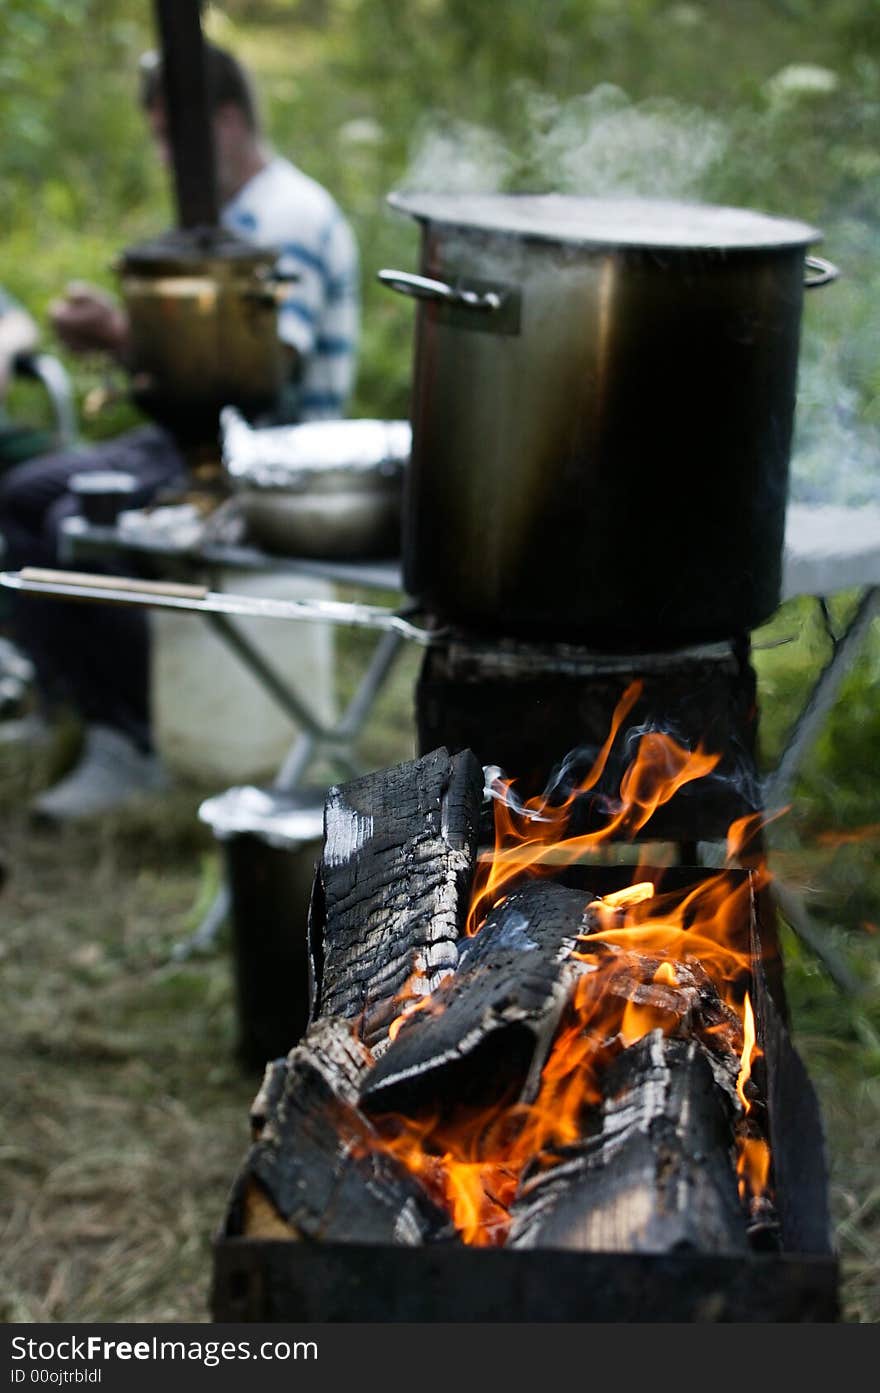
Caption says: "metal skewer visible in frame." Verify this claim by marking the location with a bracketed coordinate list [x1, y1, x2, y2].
[0, 568, 441, 646]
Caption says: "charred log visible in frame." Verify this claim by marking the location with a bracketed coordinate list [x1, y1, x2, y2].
[311, 748, 484, 1047]
[508, 1031, 748, 1254]
[233, 1018, 451, 1245]
[361, 881, 595, 1115]
[250, 1056, 288, 1140]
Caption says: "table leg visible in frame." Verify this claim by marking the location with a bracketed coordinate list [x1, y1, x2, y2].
[274, 628, 407, 789]
[173, 623, 409, 959]
[171, 884, 231, 963]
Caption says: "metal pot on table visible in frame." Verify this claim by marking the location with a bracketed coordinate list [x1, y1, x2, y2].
[381, 194, 839, 644]
[221, 409, 410, 559]
[117, 227, 294, 446]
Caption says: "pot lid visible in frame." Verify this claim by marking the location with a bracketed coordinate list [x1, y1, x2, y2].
[121, 224, 278, 269]
[387, 193, 822, 251]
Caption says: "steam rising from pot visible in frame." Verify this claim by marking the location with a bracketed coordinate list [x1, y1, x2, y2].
[402, 85, 728, 199]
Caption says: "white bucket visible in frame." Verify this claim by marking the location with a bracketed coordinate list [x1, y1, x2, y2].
[151, 569, 336, 784]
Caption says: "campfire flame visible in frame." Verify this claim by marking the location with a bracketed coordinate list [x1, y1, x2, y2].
[735, 992, 772, 1205]
[465, 680, 721, 936]
[369, 681, 776, 1246]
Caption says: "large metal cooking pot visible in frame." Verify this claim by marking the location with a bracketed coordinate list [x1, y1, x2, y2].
[381, 194, 838, 645]
[118, 228, 291, 446]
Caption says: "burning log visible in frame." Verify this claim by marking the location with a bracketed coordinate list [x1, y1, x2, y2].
[361, 881, 594, 1114]
[213, 715, 838, 1320]
[230, 1018, 452, 1245]
[581, 948, 744, 1098]
[508, 1031, 748, 1254]
[310, 748, 484, 1047]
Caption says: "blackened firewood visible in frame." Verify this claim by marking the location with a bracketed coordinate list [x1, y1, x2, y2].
[250, 1056, 288, 1139]
[312, 747, 484, 1047]
[237, 1018, 452, 1245]
[360, 881, 594, 1115]
[508, 1031, 747, 1254]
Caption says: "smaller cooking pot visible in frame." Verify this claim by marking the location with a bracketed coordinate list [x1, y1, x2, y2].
[117, 227, 295, 446]
[220, 408, 410, 559]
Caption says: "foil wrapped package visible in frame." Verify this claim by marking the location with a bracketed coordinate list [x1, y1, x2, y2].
[220, 407, 411, 492]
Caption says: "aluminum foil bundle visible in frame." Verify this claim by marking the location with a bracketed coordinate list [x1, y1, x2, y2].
[220, 407, 411, 492]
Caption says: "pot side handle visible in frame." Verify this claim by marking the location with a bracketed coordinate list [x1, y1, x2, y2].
[378, 269, 502, 313]
[804, 256, 840, 289]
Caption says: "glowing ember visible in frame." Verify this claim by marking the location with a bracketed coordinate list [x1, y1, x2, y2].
[369, 682, 775, 1246]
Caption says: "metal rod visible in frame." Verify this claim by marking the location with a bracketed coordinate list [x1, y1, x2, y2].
[273, 733, 321, 792]
[152, 0, 220, 229]
[763, 587, 880, 808]
[332, 629, 407, 741]
[170, 885, 230, 962]
[772, 880, 863, 998]
[0, 570, 438, 646]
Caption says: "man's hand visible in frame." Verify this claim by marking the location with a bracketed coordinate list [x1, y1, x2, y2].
[49, 282, 130, 359]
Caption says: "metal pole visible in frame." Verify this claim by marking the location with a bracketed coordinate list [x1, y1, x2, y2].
[763, 587, 880, 809]
[152, 0, 220, 228]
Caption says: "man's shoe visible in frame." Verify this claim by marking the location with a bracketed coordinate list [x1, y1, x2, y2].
[30, 724, 168, 824]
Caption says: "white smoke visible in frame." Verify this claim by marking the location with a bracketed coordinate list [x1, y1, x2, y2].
[401, 85, 728, 199]
[402, 120, 514, 194]
[522, 85, 728, 199]
[792, 347, 880, 506]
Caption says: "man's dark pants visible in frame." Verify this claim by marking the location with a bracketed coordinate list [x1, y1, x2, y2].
[0, 425, 185, 750]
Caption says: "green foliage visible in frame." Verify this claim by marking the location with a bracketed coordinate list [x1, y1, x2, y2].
[0, 1, 160, 227]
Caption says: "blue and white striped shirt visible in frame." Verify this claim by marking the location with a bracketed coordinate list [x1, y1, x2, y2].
[222, 156, 359, 422]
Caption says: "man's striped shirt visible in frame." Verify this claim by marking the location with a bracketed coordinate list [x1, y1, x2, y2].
[223, 155, 359, 422]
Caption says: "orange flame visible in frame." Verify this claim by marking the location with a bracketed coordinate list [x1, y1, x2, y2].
[734, 992, 773, 1205]
[367, 685, 776, 1244]
[467, 681, 721, 935]
[386, 963, 451, 1043]
[736, 992, 758, 1111]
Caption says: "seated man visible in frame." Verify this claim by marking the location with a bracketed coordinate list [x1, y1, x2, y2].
[0, 42, 359, 822]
